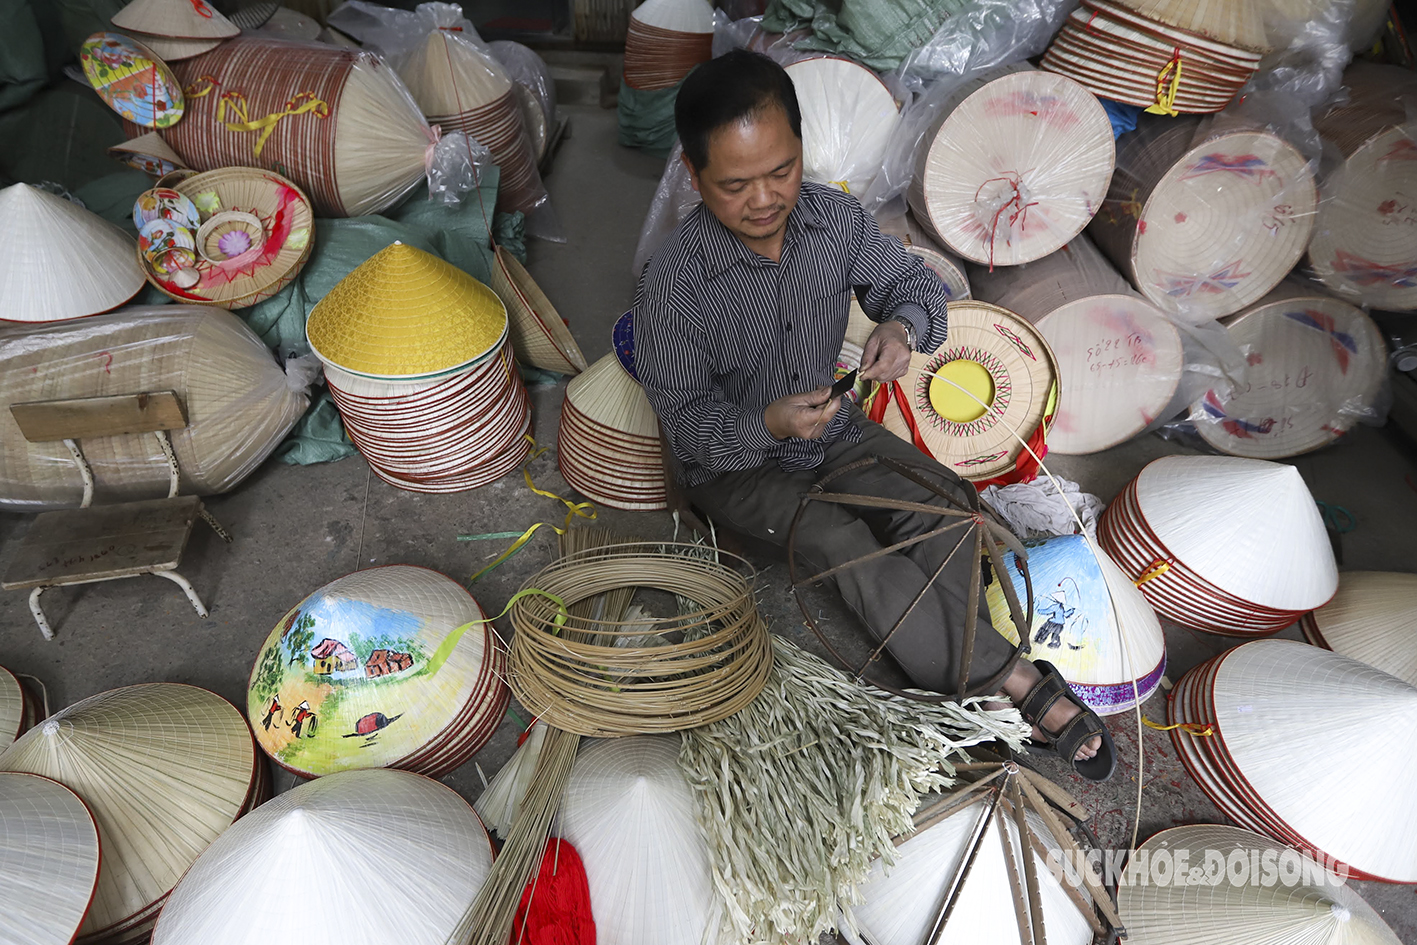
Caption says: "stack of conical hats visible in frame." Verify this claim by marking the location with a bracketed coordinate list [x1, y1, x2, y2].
[623, 0, 715, 91]
[151, 769, 495, 945]
[1098, 456, 1338, 635]
[246, 565, 509, 779]
[307, 242, 532, 493]
[787, 56, 901, 198]
[1167, 639, 1417, 883]
[1041, 0, 1268, 114]
[987, 534, 1167, 715]
[1301, 572, 1417, 687]
[0, 665, 39, 749]
[0, 772, 101, 945]
[558, 327, 667, 510]
[0, 183, 144, 323]
[110, 0, 239, 62]
[0, 684, 269, 944]
[556, 735, 719, 945]
[875, 211, 972, 301]
[1120, 824, 1404, 945]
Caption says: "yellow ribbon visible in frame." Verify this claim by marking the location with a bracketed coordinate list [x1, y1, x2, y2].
[1133, 560, 1171, 588]
[217, 91, 329, 159]
[1143, 717, 1213, 736]
[1145, 51, 1183, 117]
[829, 180, 851, 193]
[434, 588, 570, 659]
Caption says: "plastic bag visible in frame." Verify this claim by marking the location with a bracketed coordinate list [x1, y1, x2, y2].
[1250, 0, 1388, 108]
[489, 41, 558, 163]
[759, 0, 988, 72]
[326, 1, 487, 65]
[632, 141, 700, 278]
[1161, 280, 1390, 459]
[786, 57, 902, 198]
[426, 129, 495, 205]
[0, 306, 312, 511]
[711, 14, 810, 64]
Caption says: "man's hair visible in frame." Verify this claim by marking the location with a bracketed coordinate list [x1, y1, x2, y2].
[675, 50, 802, 172]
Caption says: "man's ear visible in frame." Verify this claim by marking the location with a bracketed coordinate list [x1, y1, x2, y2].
[680, 149, 701, 194]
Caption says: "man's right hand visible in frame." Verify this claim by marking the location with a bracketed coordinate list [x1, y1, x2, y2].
[764, 387, 841, 441]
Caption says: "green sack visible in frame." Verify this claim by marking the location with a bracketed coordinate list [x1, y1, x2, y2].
[0, 1, 46, 113]
[617, 80, 680, 157]
[761, 0, 969, 71]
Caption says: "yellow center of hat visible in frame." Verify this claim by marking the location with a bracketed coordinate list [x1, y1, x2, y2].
[306, 242, 508, 377]
[929, 360, 994, 423]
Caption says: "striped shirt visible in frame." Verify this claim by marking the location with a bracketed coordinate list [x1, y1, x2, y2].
[634, 181, 950, 487]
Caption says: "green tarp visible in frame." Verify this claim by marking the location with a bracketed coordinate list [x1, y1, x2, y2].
[761, 0, 970, 70]
[617, 80, 681, 157]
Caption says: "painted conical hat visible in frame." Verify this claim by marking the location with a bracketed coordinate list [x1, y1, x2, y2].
[1131, 456, 1337, 611]
[0, 684, 258, 941]
[879, 301, 1059, 481]
[787, 56, 900, 198]
[1119, 824, 1402, 945]
[246, 565, 508, 779]
[401, 26, 513, 117]
[1111, 0, 1269, 52]
[151, 769, 494, 945]
[1208, 640, 1417, 883]
[306, 242, 509, 379]
[556, 735, 718, 945]
[121, 31, 223, 61]
[630, 0, 715, 32]
[1302, 572, 1417, 687]
[1194, 287, 1386, 459]
[79, 32, 186, 129]
[565, 352, 659, 438]
[852, 799, 1095, 945]
[0, 183, 145, 322]
[112, 0, 240, 40]
[0, 773, 101, 945]
[0, 666, 27, 749]
[108, 131, 188, 176]
[987, 534, 1166, 715]
[489, 245, 587, 375]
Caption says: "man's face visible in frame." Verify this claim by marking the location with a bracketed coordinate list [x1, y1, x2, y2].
[684, 104, 803, 246]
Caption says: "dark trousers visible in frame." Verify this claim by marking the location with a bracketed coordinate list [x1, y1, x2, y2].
[686, 412, 1018, 695]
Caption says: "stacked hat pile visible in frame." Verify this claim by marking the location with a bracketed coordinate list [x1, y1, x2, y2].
[1041, 0, 1268, 114]
[787, 56, 901, 198]
[246, 566, 509, 780]
[557, 315, 667, 510]
[0, 772, 101, 945]
[1167, 639, 1417, 883]
[109, 0, 237, 62]
[622, 0, 715, 91]
[0, 666, 39, 749]
[1301, 571, 1417, 687]
[307, 243, 532, 494]
[0, 684, 269, 944]
[1098, 456, 1338, 635]
[1191, 283, 1386, 459]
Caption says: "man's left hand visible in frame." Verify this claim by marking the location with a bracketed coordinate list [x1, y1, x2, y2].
[860, 320, 912, 383]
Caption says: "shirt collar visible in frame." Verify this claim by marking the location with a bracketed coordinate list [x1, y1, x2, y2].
[694, 184, 827, 280]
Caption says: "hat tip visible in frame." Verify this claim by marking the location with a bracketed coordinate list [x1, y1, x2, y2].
[1330, 903, 1351, 922]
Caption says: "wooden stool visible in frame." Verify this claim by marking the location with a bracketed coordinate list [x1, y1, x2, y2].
[2, 392, 230, 639]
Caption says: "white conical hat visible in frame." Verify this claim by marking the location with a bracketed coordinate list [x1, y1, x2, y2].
[1132, 456, 1337, 611]
[112, 0, 240, 40]
[0, 683, 257, 940]
[1119, 824, 1402, 945]
[787, 57, 901, 199]
[1112, 0, 1269, 52]
[152, 769, 493, 945]
[123, 31, 223, 61]
[0, 666, 26, 749]
[401, 25, 513, 116]
[1303, 571, 1417, 689]
[474, 719, 547, 837]
[630, 0, 715, 33]
[0, 184, 144, 323]
[556, 734, 718, 945]
[0, 772, 100, 945]
[986, 534, 1166, 715]
[564, 352, 659, 438]
[1212, 639, 1417, 883]
[852, 799, 1095, 945]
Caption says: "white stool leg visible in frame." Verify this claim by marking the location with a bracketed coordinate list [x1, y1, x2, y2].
[28, 587, 54, 640]
[154, 571, 209, 618]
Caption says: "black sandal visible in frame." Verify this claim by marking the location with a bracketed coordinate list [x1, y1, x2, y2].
[1017, 659, 1116, 782]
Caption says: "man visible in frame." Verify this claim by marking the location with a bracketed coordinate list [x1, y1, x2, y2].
[633, 50, 1113, 780]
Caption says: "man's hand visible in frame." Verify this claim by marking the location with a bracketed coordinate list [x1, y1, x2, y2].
[860, 320, 913, 383]
[764, 387, 842, 441]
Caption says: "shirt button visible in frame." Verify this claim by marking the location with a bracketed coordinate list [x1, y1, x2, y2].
[792, 372, 799, 381]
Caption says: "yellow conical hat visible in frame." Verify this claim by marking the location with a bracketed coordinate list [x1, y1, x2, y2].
[306, 242, 508, 379]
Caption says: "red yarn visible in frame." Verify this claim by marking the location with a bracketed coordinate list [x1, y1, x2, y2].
[508, 839, 596, 945]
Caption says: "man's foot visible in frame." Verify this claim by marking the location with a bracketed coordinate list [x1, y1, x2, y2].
[999, 660, 1102, 763]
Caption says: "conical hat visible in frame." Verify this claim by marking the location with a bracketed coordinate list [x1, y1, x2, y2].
[852, 799, 1095, 945]
[401, 27, 513, 116]
[0, 183, 144, 322]
[1302, 572, 1417, 687]
[0, 684, 258, 940]
[0, 666, 26, 749]
[879, 301, 1059, 481]
[565, 352, 659, 438]
[246, 565, 507, 779]
[874, 212, 972, 299]
[122, 31, 223, 61]
[987, 534, 1166, 715]
[787, 56, 900, 198]
[630, 0, 715, 33]
[488, 245, 588, 375]
[306, 242, 509, 379]
[556, 735, 718, 945]
[108, 131, 188, 176]
[80, 32, 186, 128]
[1119, 824, 1402, 945]
[1131, 456, 1337, 611]
[0, 773, 100, 945]
[1208, 640, 1417, 883]
[151, 769, 494, 945]
[111, 0, 239, 40]
[1195, 287, 1386, 458]
[1109, 0, 1269, 52]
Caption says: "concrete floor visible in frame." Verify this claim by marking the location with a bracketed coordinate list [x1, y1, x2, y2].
[3, 103, 1416, 941]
